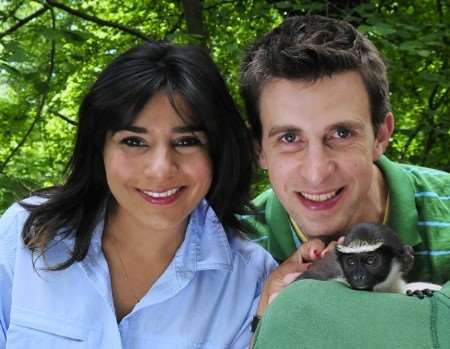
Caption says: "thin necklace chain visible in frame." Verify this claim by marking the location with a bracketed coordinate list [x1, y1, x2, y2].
[109, 232, 140, 305]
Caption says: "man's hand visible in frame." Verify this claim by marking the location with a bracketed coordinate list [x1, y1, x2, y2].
[256, 238, 344, 317]
[300, 237, 344, 262]
[256, 250, 310, 317]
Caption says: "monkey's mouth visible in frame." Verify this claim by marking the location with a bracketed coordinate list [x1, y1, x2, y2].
[350, 284, 372, 291]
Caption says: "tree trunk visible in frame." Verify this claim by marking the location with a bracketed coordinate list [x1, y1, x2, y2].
[181, 0, 207, 46]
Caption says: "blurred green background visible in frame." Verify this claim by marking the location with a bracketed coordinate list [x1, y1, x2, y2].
[0, 0, 449, 213]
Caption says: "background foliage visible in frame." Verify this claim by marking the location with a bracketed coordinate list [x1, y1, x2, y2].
[0, 0, 449, 213]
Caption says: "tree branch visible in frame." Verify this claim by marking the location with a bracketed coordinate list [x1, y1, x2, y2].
[0, 9, 57, 174]
[45, 0, 150, 41]
[0, 6, 49, 40]
[51, 111, 78, 126]
[400, 124, 423, 159]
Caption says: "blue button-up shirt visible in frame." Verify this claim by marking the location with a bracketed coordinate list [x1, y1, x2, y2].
[0, 199, 277, 348]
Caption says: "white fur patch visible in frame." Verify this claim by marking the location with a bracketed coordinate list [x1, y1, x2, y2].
[373, 261, 405, 293]
[336, 240, 383, 254]
[403, 282, 442, 293]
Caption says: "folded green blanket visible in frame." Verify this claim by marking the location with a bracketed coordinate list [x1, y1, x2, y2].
[254, 280, 450, 349]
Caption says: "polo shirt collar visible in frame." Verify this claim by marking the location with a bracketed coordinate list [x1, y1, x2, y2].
[376, 155, 421, 246]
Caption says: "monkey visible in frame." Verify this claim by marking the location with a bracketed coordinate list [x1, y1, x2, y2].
[296, 223, 416, 294]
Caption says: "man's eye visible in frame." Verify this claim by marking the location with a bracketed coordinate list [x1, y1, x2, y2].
[120, 137, 146, 147]
[335, 127, 352, 139]
[173, 137, 203, 147]
[280, 132, 298, 143]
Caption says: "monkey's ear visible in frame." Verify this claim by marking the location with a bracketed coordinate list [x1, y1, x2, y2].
[400, 245, 414, 274]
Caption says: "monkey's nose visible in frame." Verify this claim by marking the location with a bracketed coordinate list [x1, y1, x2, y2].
[350, 274, 370, 290]
[353, 274, 367, 281]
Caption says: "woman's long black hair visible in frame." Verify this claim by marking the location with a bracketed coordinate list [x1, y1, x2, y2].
[21, 41, 254, 270]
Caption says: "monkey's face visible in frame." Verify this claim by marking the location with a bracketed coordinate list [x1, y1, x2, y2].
[338, 249, 394, 290]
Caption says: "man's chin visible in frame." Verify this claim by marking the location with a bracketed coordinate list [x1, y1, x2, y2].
[309, 233, 342, 245]
[297, 223, 345, 243]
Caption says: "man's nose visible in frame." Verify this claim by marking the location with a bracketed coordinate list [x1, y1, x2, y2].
[300, 144, 335, 187]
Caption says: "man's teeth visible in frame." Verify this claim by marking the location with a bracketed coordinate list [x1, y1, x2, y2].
[301, 190, 338, 202]
[144, 188, 181, 198]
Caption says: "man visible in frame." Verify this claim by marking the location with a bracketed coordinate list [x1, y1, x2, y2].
[241, 15, 450, 321]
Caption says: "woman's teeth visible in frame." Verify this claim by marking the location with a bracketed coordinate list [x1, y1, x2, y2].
[144, 187, 181, 198]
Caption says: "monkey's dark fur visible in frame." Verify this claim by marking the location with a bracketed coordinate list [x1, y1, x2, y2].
[296, 223, 414, 293]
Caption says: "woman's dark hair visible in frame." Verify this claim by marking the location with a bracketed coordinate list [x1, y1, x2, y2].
[21, 41, 253, 270]
[241, 15, 390, 143]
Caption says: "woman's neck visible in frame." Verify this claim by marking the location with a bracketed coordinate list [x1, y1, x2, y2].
[103, 204, 187, 262]
[102, 204, 189, 321]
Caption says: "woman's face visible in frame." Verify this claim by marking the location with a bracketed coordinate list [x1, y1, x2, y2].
[103, 92, 213, 234]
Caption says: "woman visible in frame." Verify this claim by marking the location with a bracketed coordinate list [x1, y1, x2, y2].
[0, 41, 277, 348]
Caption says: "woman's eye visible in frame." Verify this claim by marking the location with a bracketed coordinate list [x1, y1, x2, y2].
[120, 137, 146, 147]
[173, 137, 203, 147]
[280, 132, 298, 143]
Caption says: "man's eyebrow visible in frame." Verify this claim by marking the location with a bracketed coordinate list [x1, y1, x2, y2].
[268, 125, 301, 138]
[330, 120, 366, 131]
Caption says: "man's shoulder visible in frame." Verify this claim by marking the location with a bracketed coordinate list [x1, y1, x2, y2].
[240, 187, 276, 232]
[242, 187, 289, 234]
[397, 163, 450, 189]
[252, 187, 277, 208]
[380, 156, 450, 190]
[377, 156, 449, 208]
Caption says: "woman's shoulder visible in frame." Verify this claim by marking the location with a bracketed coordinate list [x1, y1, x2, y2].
[0, 196, 47, 245]
[0, 201, 29, 234]
[0, 200, 33, 272]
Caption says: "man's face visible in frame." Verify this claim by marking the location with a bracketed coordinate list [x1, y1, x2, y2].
[258, 71, 393, 239]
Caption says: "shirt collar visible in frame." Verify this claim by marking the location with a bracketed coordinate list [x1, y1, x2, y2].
[175, 199, 233, 273]
[62, 199, 233, 272]
[376, 155, 421, 246]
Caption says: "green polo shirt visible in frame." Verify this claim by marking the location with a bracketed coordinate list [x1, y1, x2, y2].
[244, 156, 450, 284]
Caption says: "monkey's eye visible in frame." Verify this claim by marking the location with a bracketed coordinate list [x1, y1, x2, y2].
[365, 255, 379, 267]
[344, 256, 356, 267]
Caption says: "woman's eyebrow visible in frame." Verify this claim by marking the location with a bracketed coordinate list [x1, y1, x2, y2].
[115, 125, 204, 134]
[172, 125, 204, 133]
[116, 126, 147, 133]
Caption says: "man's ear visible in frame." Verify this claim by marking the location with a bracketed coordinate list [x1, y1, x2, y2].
[255, 140, 268, 170]
[373, 112, 394, 159]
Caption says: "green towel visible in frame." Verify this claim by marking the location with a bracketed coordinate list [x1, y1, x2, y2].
[254, 280, 450, 349]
